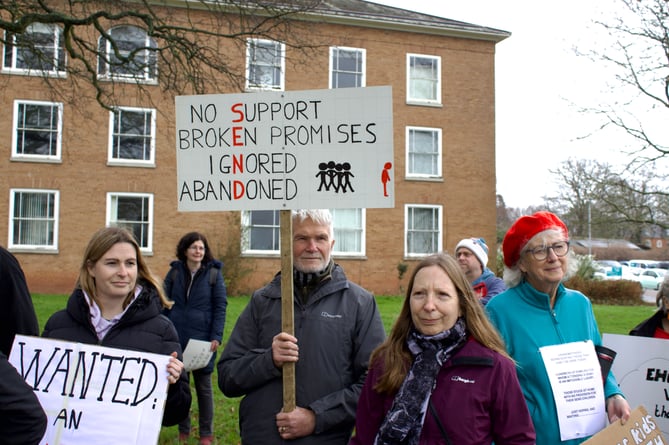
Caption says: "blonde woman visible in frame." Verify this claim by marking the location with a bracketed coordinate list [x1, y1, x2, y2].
[43, 227, 191, 427]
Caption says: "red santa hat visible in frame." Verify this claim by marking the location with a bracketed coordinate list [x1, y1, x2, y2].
[502, 211, 568, 267]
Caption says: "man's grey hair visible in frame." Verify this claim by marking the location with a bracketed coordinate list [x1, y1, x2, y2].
[292, 209, 334, 238]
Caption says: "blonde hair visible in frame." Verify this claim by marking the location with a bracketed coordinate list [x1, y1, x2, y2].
[78, 227, 173, 310]
[370, 253, 510, 394]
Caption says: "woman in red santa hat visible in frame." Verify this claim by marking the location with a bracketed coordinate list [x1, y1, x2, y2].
[486, 211, 631, 444]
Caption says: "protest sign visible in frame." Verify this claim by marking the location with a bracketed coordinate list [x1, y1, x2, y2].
[9, 335, 170, 445]
[603, 333, 669, 438]
[582, 405, 667, 444]
[175, 86, 394, 211]
[539, 340, 607, 441]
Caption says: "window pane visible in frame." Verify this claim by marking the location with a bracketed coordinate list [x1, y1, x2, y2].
[12, 191, 56, 247]
[16, 103, 59, 156]
[409, 56, 438, 101]
[248, 40, 282, 89]
[408, 207, 439, 255]
[247, 210, 280, 251]
[8, 23, 64, 73]
[112, 109, 152, 161]
[111, 195, 150, 248]
[331, 48, 363, 88]
[408, 129, 438, 176]
[332, 208, 362, 253]
[100, 25, 156, 80]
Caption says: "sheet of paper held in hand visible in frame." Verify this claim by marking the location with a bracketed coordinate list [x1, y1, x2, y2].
[183, 339, 214, 372]
[540, 340, 607, 441]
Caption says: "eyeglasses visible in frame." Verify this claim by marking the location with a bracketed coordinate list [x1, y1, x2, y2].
[525, 241, 570, 261]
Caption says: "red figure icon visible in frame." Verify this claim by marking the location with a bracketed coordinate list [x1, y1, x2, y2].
[381, 162, 392, 197]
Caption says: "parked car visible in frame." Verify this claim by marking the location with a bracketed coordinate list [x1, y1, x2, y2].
[593, 260, 635, 280]
[628, 259, 661, 276]
[633, 268, 667, 290]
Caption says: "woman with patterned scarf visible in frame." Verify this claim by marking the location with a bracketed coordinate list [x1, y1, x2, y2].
[349, 253, 535, 445]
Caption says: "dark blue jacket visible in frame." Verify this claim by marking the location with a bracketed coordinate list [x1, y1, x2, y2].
[164, 259, 227, 373]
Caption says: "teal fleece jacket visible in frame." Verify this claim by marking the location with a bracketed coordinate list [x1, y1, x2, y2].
[486, 280, 624, 444]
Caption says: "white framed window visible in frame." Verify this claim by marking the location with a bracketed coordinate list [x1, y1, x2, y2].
[9, 188, 59, 251]
[405, 204, 442, 257]
[332, 208, 365, 256]
[241, 209, 365, 256]
[2, 23, 66, 75]
[406, 53, 441, 105]
[242, 210, 281, 254]
[106, 193, 153, 251]
[406, 126, 442, 178]
[246, 39, 285, 91]
[108, 106, 156, 166]
[329, 47, 365, 88]
[97, 25, 157, 82]
[12, 100, 62, 162]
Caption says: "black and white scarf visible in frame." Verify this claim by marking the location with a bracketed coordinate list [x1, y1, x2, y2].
[374, 318, 468, 445]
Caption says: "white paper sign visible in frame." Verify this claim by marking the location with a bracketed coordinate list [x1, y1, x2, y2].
[175, 86, 394, 211]
[9, 335, 170, 445]
[603, 333, 669, 438]
[539, 340, 607, 441]
[182, 339, 214, 372]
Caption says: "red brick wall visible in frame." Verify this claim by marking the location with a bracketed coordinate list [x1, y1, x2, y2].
[0, 7, 500, 297]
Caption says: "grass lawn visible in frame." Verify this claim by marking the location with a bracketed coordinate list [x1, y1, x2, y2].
[29, 293, 656, 444]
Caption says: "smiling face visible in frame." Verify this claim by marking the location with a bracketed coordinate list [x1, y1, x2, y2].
[87, 242, 137, 303]
[519, 232, 568, 294]
[186, 240, 205, 268]
[292, 217, 335, 273]
[409, 265, 462, 336]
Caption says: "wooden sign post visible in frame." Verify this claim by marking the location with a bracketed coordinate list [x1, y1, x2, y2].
[280, 209, 296, 412]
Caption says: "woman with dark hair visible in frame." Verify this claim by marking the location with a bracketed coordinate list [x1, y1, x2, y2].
[164, 232, 227, 445]
[42, 227, 191, 428]
[349, 253, 534, 444]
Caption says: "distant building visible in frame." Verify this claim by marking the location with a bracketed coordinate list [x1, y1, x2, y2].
[1, 1, 508, 295]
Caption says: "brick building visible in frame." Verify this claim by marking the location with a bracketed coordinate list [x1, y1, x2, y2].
[0, 1, 508, 296]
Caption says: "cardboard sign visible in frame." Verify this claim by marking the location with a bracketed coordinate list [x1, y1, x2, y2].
[9, 335, 171, 444]
[603, 333, 669, 438]
[175, 86, 394, 211]
[583, 405, 667, 444]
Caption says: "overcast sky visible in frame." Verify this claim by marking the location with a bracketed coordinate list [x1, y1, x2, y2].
[372, 0, 635, 208]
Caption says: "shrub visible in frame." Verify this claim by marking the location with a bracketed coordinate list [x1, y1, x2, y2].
[565, 276, 644, 305]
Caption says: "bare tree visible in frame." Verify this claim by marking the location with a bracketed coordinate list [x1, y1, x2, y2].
[548, 158, 669, 243]
[577, 0, 669, 164]
[0, 0, 323, 108]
